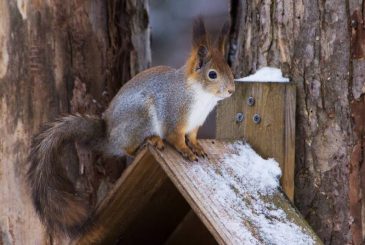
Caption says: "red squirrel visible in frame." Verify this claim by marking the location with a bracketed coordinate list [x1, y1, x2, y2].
[28, 18, 235, 238]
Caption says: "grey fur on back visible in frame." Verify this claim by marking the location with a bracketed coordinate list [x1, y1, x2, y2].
[103, 65, 194, 156]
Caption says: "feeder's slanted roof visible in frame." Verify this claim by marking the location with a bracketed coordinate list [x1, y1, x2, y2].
[75, 140, 322, 245]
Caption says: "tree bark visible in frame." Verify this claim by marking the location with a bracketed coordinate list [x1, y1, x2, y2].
[229, 1, 364, 244]
[0, 0, 150, 244]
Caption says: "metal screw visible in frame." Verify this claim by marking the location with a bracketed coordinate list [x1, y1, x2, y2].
[253, 114, 261, 124]
[351, 19, 358, 28]
[236, 112, 244, 123]
[247, 96, 255, 106]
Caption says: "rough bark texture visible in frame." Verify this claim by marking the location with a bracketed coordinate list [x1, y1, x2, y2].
[229, 1, 364, 244]
[0, 0, 150, 244]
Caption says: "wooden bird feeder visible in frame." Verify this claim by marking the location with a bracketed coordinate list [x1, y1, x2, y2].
[75, 141, 321, 244]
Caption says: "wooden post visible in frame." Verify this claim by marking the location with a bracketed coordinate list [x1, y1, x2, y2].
[216, 82, 296, 201]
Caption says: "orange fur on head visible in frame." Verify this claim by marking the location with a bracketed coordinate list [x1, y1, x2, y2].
[186, 17, 211, 77]
[185, 17, 232, 84]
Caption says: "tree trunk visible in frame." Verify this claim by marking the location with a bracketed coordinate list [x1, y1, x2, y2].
[229, 1, 364, 244]
[0, 0, 150, 244]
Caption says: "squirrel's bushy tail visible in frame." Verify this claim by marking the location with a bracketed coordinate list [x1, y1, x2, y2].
[28, 114, 105, 237]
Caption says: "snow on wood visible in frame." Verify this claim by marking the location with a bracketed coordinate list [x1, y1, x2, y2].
[235, 67, 290, 82]
[77, 140, 322, 244]
[152, 140, 322, 245]
[218, 142, 313, 244]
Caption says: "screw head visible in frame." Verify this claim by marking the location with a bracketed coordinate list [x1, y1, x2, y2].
[253, 114, 261, 124]
[236, 112, 244, 123]
[247, 96, 255, 106]
[351, 19, 358, 28]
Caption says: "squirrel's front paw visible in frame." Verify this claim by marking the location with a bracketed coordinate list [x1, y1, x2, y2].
[179, 147, 197, 161]
[188, 142, 207, 158]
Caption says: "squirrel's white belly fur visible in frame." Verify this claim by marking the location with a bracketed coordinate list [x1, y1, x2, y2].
[149, 103, 163, 137]
[186, 83, 220, 133]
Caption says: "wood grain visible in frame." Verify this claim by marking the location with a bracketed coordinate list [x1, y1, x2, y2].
[216, 82, 296, 201]
[116, 177, 190, 244]
[75, 140, 321, 244]
[165, 210, 217, 245]
[230, 1, 356, 243]
[150, 140, 321, 244]
[283, 85, 296, 200]
[75, 149, 176, 244]
[0, 0, 150, 243]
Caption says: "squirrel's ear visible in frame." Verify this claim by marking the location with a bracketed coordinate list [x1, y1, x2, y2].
[193, 17, 209, 70]
[218, 20, 230, 56]
[193, 17, 208, 48]
[196, 45, 208, 70]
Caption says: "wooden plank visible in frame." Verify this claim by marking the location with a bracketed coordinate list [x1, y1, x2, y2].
[283, 85, 296, 200]
[165, 210, 217, 245]
[75, 140, 320, 244]
[243, 83, 285, 167]
[149, 140, 322, 245]
[149, 142, 230, 244]
[216, 82, 246, 140]
[116, 178, 190, 244]
[216, 82, 295, 200]
[74, 148, 184, 244]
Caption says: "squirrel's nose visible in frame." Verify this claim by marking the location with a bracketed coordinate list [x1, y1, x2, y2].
[227, 81, 235, 95]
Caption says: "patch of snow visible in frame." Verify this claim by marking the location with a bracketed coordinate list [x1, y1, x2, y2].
[185, 141, 314, 245]
[224, 143, 281, 195]
[235, 67, 290, 82]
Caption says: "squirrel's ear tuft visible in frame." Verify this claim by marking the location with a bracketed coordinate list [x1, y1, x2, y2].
[196, 45, 209, 70]
[193, 16, 208, 48]
[218, 20, 230, 56]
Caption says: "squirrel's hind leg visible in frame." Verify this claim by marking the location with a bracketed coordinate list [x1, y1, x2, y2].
[123, 135, 164, 157]
[146, 135, 165, 150]
[123, 144, 140, 156]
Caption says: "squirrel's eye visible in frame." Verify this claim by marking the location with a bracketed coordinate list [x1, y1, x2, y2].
[208, 70, 217, 80]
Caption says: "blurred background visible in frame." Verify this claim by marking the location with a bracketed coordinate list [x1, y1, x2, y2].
[150, 0, 229, 66]
[149, 0, 230, 137]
